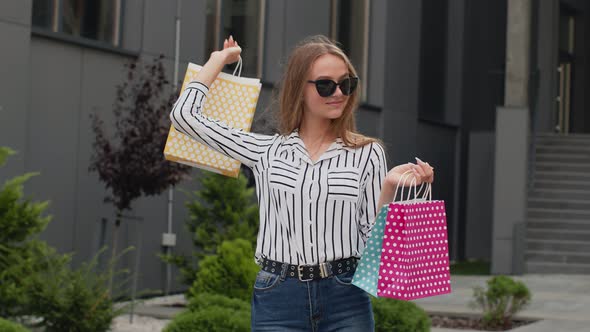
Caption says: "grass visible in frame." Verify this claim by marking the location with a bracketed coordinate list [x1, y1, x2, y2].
[449, 260, 490, 275]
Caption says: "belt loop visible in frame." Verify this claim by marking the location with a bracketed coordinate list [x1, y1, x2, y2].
[279, 263, 289, 281]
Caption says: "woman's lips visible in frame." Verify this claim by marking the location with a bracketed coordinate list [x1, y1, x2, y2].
[326, 100, 344, 106]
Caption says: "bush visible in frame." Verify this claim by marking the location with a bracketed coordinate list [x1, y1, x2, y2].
[165, 293, 250, 332]
[0, 318, 28, 332]
[0, 242, 67, 318]
[0, 147, 125, 331]
[187, 292, 250, 313]
[164, 307, 250, 332]
[161, 172, 259, 285]
[0, 147, 67, 317]
[24, 249, 128, 332]
[372, 297, 431, 332]
[471, 275, 531, 329]
[188, 239, 259, 302]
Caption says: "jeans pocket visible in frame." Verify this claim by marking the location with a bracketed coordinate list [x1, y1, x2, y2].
[333, 270, 356, 286]
[253, 270, 281, 291]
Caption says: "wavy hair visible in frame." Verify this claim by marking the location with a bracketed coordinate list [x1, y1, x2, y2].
[277, 35, 378, 148]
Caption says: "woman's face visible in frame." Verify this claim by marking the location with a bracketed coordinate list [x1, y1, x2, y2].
[302, 53, 350, 122]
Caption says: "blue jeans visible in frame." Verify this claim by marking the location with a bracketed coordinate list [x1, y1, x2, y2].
[251, 266, 374, 332]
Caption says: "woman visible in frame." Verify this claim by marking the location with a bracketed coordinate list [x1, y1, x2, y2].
[170, 35, 434, 331]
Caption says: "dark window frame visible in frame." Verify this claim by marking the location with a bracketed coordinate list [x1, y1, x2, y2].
[31, 0, 124, 49]
[206, 0, 266, 78]
[330, 0, 371, 102]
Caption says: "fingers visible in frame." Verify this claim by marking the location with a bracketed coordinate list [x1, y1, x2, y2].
[415, 157, 435, 183]
[223, 35, 239, 49]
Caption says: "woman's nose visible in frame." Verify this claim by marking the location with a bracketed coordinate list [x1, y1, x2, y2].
[332, 85, 344, 97]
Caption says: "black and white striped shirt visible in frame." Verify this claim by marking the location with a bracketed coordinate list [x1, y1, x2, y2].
[170, 81, 387, 265]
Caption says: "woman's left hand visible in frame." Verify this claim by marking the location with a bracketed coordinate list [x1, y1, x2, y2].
[385, 157, 434, 187]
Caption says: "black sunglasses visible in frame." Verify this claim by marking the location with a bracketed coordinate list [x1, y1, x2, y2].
[307, 77, 359, 97]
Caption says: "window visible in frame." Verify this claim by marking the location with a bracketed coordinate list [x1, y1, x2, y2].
[556, 4, 576, 134]
[206, 0, 266, 78]
[32, 0, 122, 47]
[417, 0, 448, 122]
[331, 0, 370, 101]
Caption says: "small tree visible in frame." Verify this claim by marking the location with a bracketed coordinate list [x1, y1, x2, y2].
[0, 148, 127, 330]
[0, 147, 65, 318]
[89, 55, 191, 271]
[162, 172, 259, 285]
[24, 249, 129, 332]
[471, 275, 532, 329]
[188, 238, 259, 302]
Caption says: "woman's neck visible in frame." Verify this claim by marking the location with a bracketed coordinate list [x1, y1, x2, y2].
[298, 118, 337, 162]
[298, 118, 333, 142]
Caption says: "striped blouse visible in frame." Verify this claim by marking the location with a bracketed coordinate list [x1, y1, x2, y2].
[170, 81, 387, 265]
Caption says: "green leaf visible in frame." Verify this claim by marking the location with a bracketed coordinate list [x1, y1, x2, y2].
[0, 147, 16, 167]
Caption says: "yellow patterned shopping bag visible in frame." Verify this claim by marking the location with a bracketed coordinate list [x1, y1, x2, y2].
[164, 62, 261, 177]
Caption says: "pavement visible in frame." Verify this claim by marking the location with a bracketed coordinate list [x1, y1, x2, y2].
[112, 274, 590, 332]
[419, 274, 590, 332]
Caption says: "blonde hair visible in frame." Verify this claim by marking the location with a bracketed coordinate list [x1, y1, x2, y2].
[277, 35, 378, 148]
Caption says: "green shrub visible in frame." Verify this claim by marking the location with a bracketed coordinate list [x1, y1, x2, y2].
[164, 307, 250, 332]
[188, 239, 259, 302]
[372, 297, 431, 332]
[0, 147, 71, 318]
[165, 293, 251, 332]
[161, 172, 259, 285]
[0, 242, 68, 319]
[24, 250, 128, 332]
[187, 292, 250, 313]
[0, 147, 125, 330]
[471, 275, 531, 329]
[0, 318, 28, 332]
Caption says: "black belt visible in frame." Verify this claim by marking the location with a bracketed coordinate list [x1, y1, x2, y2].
[260, 257, 358, 281]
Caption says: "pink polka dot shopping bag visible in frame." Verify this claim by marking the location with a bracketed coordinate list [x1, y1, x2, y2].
[164, 58, 261, 177]
[352, 172, 452, 300]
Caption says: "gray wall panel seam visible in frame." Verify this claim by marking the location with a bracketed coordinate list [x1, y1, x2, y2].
[139, 0, 146, 53]
[0, 17, 31, 27]
[24, 11, 33, 174]
[72, 49, 84, 254]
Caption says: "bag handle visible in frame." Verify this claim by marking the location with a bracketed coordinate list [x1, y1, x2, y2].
[232, 56, 243, 77]
[392, 169, 432, 203]
[392, 170, 415, 202]
[422, 182, 432, 201]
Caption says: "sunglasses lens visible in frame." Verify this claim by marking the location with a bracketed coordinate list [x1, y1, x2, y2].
[340, 78, 351, 95]
[340, 77, 358, 96]
[315, 80, 337, 97]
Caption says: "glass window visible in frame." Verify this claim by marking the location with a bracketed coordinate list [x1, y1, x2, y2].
[32, 0, 122, 47]
[206, 0, 264, 78]
[331, 0, 370, 101]
[418, 0, 448, 122]
[32, 0, 55, 29]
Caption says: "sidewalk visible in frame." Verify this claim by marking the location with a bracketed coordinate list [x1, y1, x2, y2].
[112, 274, 590, 332]
[419, 274, 590, 332]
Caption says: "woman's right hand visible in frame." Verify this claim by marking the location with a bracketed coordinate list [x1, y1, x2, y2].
[211, 35, 242, 65]
[196, 36, 242, 87]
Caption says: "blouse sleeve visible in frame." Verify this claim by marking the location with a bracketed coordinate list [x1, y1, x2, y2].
[169, 81, 276, 169]
[357, 142, 387, 244]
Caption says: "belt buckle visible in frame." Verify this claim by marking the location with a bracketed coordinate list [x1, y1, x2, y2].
[297, 265, 313, 282]
[319, 262, 332, 278]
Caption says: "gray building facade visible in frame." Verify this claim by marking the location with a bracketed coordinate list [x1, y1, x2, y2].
[1, 0, 588, 294]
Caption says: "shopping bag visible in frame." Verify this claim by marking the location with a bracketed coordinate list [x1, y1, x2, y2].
[351, 205, 389, 297]
[353, 172, 451, 300]
[163, 58, 261, 177]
